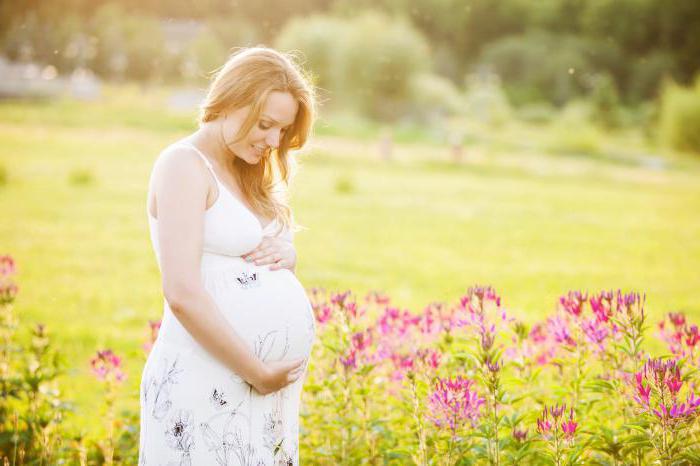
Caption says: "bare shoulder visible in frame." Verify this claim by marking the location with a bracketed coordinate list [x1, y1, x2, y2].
[151, 143, 209, 188]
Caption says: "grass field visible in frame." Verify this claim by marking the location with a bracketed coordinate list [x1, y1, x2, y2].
[1, 85, 699, 429]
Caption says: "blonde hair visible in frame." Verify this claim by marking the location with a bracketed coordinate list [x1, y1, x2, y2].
[199, 46, 316, 232]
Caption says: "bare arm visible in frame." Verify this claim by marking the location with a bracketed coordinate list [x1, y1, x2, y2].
[152, 147, 303, 394]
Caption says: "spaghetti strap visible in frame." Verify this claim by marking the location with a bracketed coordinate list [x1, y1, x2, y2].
[176, 142, 220, 182]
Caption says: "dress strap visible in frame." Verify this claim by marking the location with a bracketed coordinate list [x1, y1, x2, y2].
[177, 142, 220, 183]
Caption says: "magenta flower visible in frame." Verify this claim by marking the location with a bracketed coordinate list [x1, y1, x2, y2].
[377, 307, 420, 339]
[330, 291, 351, 306]
[536, 407, 553, 435]
[559, 291, 587, 317]
[590, 290, 613, 323]
[561, 408, 578, 440]
[427, 376, 484, 436]
[340, 348, 358, 370]
[391, 352, 415, 373]
[634, 372, 651, 406]
[143, 319, 162, 354]
[686, 325, 699, 349]
[90, 349, 126, 383]
[461, 285, 501, 309]
[512, 427, 528, 442]
[581, 318, 609, 353]
[0, 255, 16, 277]
[0, 254, 18, 305]
[415, 348, 442, 370]
[669, 312, 686, 328]
[364, 290, 390, 305]
[529, 324, 547, 343]
[547, 316, 576, 347]
[537, 403, 576, 441]
[616, 291, 645, 320]
[315, 304, 332, 324]
[658, 312, 700, 361]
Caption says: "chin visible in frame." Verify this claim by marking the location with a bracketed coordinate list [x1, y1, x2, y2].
[240, 154, 263, 165]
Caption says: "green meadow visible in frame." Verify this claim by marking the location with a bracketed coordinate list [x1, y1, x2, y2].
[1, 86, 699, 429]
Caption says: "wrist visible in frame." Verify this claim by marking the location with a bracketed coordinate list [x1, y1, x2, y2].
[249, 359, 268, 389]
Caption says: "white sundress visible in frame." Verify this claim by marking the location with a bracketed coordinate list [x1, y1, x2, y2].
[139, 142, 317, 466]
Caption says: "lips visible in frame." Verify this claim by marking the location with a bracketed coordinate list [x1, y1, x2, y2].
[251, 144, 266, 156]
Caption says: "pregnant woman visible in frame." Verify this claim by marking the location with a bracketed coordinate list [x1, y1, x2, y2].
[139, 47, 317, 465]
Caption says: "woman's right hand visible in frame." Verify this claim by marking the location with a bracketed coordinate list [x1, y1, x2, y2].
[251, 358, 306, 395]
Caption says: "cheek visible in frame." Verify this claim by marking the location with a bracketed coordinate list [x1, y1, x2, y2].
[246, 128, 267, 144]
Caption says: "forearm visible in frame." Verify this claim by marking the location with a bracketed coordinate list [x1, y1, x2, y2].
[167, 288, 263, 386]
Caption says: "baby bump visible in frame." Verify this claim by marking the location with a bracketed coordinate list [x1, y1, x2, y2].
[202, 260, 317, 363]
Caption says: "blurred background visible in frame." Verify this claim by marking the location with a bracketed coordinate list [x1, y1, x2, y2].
[1, 0, 699, 429]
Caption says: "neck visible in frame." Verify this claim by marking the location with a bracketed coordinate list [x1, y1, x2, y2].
[189, 122, 234, 170]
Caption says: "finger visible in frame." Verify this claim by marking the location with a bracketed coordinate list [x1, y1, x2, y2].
[269, 259, 286, 271]
[242, 248, 260, 261]
[254, 252, 281, 266]
[285, 358, 305, 369]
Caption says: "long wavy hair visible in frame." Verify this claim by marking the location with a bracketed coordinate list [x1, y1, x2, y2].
[199, 46, 316, 232]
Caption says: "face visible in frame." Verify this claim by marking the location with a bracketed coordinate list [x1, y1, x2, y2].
[220, 91, 299, 164]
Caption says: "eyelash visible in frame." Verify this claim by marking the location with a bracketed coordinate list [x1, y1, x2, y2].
[259, 122, 289, 133]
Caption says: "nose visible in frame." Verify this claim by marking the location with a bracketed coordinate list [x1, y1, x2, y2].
[265, 128, 282, 149]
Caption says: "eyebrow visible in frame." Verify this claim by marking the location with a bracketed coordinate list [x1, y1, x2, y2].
[262, 114, 294, 127]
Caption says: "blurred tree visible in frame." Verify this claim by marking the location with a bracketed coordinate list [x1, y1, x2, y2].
[276, 11, 429, 121]
[335, 12, 430, 120]
[1, 0, 699, 110]
[659, 77, 700, 155]
[479, 31, 591, 106]
[590, 73, 621, 129]
[275, 14, 347, 93]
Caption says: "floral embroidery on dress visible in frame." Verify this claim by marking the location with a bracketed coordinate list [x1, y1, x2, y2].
[143, 356, 183, 421]
[278, 442, 298, 466]
[199, 397, 250, 466]
[263, 393, 285, 456]
[254, 327, 290, 362]
[201, 421, 264, 466]
[164, 409, 195, 465]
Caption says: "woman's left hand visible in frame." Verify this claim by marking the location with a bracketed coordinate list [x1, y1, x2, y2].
[242, 236, 296, 271]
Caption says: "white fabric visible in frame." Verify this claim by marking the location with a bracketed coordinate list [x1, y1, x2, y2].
[139, 142, 316, 466]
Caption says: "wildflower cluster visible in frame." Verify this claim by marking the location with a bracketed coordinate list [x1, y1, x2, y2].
[4, 251, 700, 465]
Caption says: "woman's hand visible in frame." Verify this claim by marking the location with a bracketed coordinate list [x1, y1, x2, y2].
[242, 236, 296, 271]
[250, 358, 307, 395]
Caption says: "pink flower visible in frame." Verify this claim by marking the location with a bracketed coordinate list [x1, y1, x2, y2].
[581, 318, 609, 352]
[427, 376, 484, 435]
[669, 312, 686, 328]
[590, 290, 613, 323]
[561, 408, 578, 440]
[529, 324, 547, 343]
[315, 305, 332, 324]
[685, 325, 699, 349]
[616, 291, 645, 321]
[364, 290, 390, 305]
[548, 316, 576, 347]
[415, 348, 442, 370]
[559, 291, 587, 317]
[90, 349, 126, 383]
[536, 407, 553, 435]
[666, 372, 683, 397]
[143, 319, 161, 354]
[0, 254, 18, 305]
[512, 427, 528, 442]
[0, 255, 16, 277]
[351, 329, 373, 351]
[538, 403, 575, 440]
[634, 372, 651, 406]
[340, 348, 357, 369]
